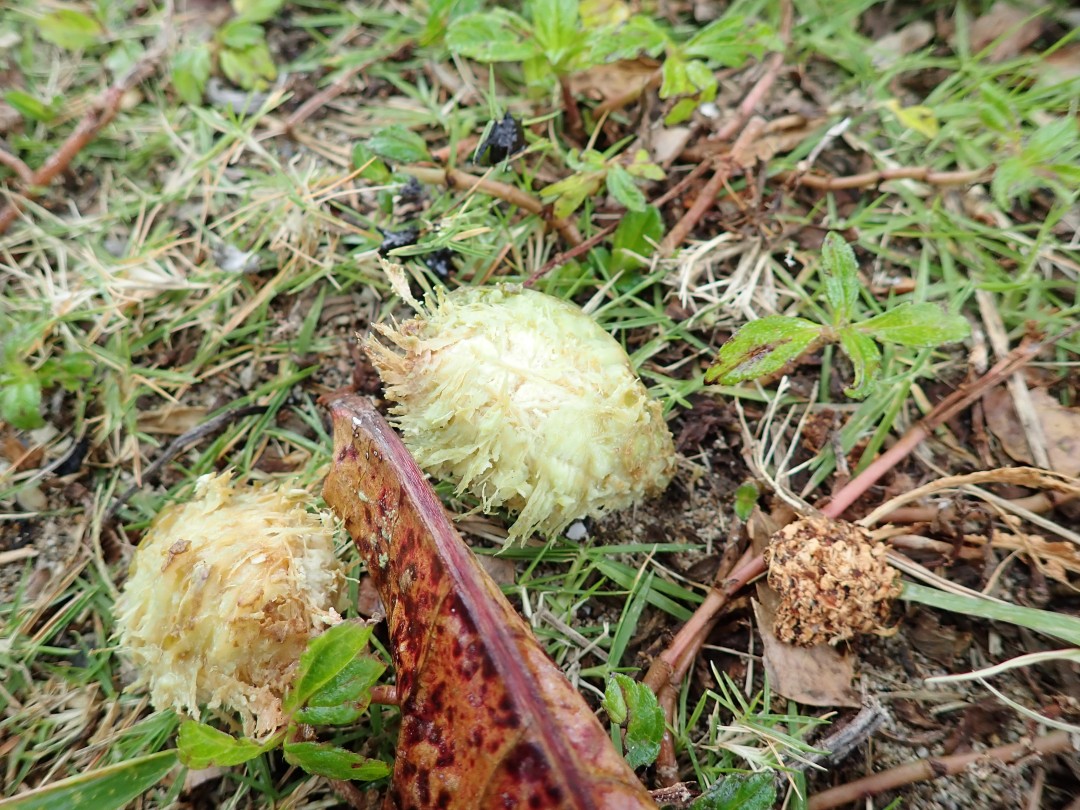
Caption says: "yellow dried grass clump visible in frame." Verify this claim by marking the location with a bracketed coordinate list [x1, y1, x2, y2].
[366, 285, 676, 542]
[114, 473, 344, 736]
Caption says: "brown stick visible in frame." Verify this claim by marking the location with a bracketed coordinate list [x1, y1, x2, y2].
[403, 165, 583, 247]
[659, 158, 734, 255]
[657, 0, 791, 255]
[559, 75, 586, 143]
[0, 147, 33, 185]
[807, 731, 1074, 809]
[0, 42, 167, 236]
[789, 165, 991, 191]
[820, 330, 1077, 521]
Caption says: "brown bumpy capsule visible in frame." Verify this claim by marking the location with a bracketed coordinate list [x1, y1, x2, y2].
[765, 516, 901, 646]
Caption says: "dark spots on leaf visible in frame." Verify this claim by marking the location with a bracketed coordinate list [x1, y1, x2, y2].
[505, 741, 549, 782]
[436, 789, 452, 809]
[469, 727, 484, 748]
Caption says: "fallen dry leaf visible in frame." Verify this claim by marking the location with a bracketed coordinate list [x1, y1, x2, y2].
[967, 1, 1044, 62]
[323, 395, 656, 809]
[752, 587, 860, 708]
[984, 387, 1080, 476]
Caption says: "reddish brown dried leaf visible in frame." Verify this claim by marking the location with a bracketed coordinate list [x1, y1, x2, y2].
[323, 395, 656, 810]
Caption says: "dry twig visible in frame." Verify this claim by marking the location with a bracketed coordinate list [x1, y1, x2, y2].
[807, 731, 1074, 809]
[0, 39, 169, 236]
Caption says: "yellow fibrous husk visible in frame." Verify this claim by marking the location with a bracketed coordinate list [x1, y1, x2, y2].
[114, 473, 344, 737]
[366, 284, 676, 542]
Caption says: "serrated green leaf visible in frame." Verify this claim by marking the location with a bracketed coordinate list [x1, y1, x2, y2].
[284, 621, 375, 713]
[838, 328, 881, 398]
[1, 364, 43, 430]
[733, 482, 759, 522]
[219, 21, 265, 50]
[606, 165, 646, 211]
[529, 0, 578, 69]
[625, 149, 665, 181]
[605, 674, 663, 769]
[37, 10, 102, 51]
[367, 125, 431, 164]
[446, 10, 539, 62]
[0, 750, 176, 810]
[588, 15, 668, 61]
[233, 0, 284, 24]
[857, 303, 969, 347]
[691, 771, 776, 810]
[684, 59, 716, 94]
[171, 45, 212, 105]
[4, 90, 58, 122]
[820, 232, 860, 325]
[540, 172, 603, 219]
[659, 55, 691, 99]
[665, 97, 698, 125]
[294, 655, 386, 725]
[705, 317, 824, 385]
[219, 41, 276, 90]
[177, 721, 274, 769]
[283, 741, 391, 781]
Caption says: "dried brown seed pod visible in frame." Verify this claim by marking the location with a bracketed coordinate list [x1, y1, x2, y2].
[765, 515, 901, 646]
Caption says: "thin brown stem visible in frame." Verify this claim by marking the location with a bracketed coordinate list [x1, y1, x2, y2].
[368, 684, 399, 705]
[559, 75, 586, 143]
[659, 158, 734, 255]
[822, 329, 1078, 521]
[790, 165, 991, 191]
[807, 731, 1073, 810]
[403, 165, 583, 247]
[0, 39, 167, 236]
[524, 223, 617, 287]
[0, 147, 33, 185]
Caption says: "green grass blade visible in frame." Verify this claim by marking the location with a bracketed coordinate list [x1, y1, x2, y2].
[901, 582, 1080, 646]
[0, 750, 177, 810]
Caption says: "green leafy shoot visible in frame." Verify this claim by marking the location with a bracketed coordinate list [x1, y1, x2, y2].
[705, 233, 969, 397]
[603, 673, 665, 769]
[704, 317, 824, 386]
[284, 621, 377, 712]
[690, 771, 776, 810]
[282, 741, 391, 781]
[540, 148, 663, 219]
[0, 751, 177, 810]
[176, 621, 387, 781]
[366, 125, 433, 165]
[177, 722, 281, 769]
[733, 482, 760, 522]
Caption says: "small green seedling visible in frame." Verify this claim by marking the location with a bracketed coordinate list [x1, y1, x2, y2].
[171, 0, 283, 103]
[1, 314, 94, 430]
[177, 621, 389, 782]
[540, 147, 664, 218]
[705, 233, 970, 398]
[602, 673, 665, 770]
